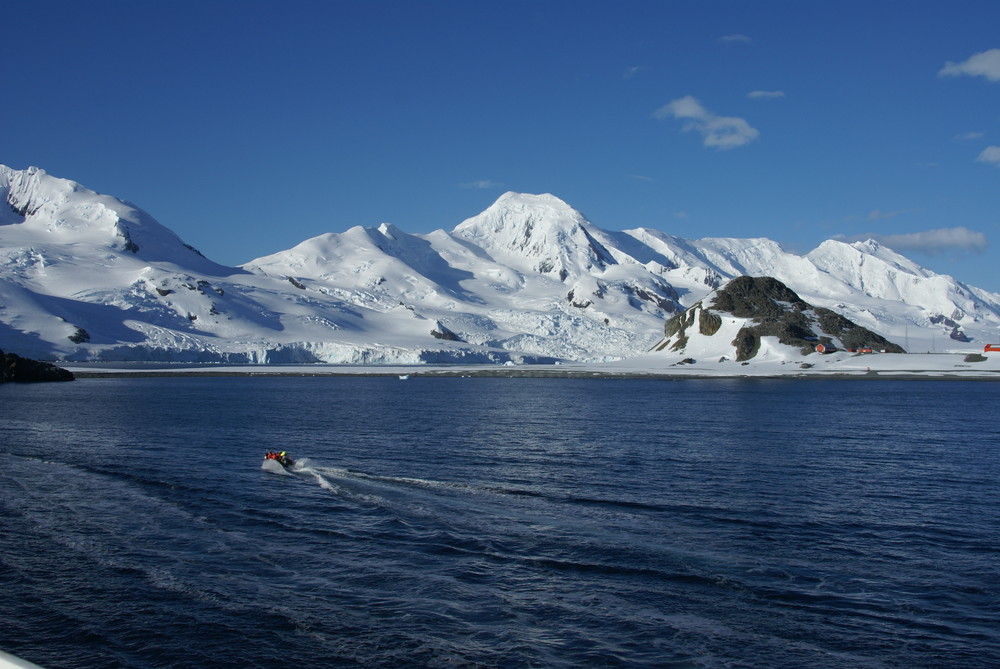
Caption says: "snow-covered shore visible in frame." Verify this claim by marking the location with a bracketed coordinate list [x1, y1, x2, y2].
[63, 351, 1000, 380]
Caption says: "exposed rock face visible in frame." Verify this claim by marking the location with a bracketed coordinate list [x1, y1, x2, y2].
[430, 321, 463, 341]
[660, 276, 905, 361]
[698, 311, 722, 336]
[0, 349, 75, 383]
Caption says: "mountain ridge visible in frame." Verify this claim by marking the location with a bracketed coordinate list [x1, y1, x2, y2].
[2, 164, 998, 363]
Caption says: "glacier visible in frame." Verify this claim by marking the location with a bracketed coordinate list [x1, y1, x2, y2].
[2, 164, 999, 364]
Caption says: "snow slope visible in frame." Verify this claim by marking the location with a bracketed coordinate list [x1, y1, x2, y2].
[3, 164, 999, 363]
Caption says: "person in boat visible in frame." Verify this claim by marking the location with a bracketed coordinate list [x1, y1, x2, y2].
[264, 450, 292, 466]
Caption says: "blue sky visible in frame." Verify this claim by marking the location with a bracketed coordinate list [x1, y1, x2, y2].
[4, 1, 1000, 291]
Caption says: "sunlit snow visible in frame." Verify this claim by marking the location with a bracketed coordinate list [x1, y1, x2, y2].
[2, 165, 999, 366]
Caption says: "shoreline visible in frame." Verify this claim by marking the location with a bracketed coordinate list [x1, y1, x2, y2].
[51, 350, 1000, 382]
[65, 365, 1000, 381]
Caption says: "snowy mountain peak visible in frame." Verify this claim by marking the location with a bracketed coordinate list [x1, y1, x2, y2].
[453, 192, 615, 279]
[1, 164, 227, 274]
[851, 238, 882, 254]
[807, 238, 926, 278]
[3, 165, 79, 223]
[377, 222, 402, 239]
[455, 192, 585, 236]
[3, 164, 1000, 364]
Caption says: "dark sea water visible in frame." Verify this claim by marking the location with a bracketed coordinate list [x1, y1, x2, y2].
[1, 376, 998, 668]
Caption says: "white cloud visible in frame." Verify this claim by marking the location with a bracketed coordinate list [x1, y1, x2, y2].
[653, 95, 759, 150]
[655, 95, 709, 120]
[838, 227, 988, 255]
[939, 48, 1000, 82]
[747, 90, 785, 99]
[719, 34, 752, 45]
[954, 131, 984, 141]
[976, 145, 1000, 166]
[460, 180, 505, 190]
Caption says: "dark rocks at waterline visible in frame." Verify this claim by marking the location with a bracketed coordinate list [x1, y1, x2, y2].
[0, 350, 75, 383]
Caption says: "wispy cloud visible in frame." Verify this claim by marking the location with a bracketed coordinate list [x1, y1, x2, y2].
[954, 131, 984, 141]
[719, 34, 752, 45]
[939, 48, 1000, 82]
[460, 180, 505, 190]
[623, 65, 645, 80]
[629, 174, 655, 182]
[837, 227, 988, 254]
[653, 95, 759, 150]
[747, 90, 785, 99]
[976, 145, 1000, 166]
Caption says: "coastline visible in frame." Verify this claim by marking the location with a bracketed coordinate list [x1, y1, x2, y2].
[63, 352, 1000, 381]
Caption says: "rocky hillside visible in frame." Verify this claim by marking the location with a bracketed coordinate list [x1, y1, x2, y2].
[0, 349, 75, 383]
[657, 276, 904, 362]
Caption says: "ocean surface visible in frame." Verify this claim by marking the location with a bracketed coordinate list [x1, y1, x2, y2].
[1, 376, 998, 668]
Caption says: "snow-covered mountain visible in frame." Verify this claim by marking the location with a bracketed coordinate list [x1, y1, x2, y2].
[3, 164, 999, 363]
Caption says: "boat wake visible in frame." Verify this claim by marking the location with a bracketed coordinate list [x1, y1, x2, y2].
[260, 457, 674, 557]
[263, 456, 668, 522]
[260, 458, 293, 476]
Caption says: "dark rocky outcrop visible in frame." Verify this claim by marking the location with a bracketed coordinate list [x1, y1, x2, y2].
[0, 350, 75, 383]
[69, 327, 91, 344]
[811, 308, 902, 353]
[698, 311, 722, 336]
[661, 276, 905, 362]
[710, 276, 806, 318]
[430, 322, 463, 342]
